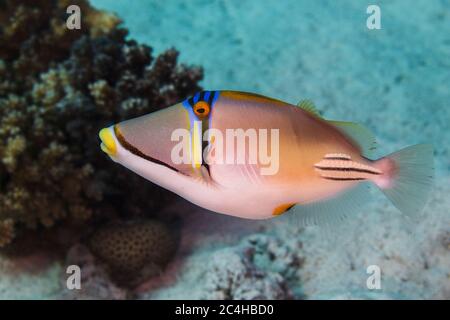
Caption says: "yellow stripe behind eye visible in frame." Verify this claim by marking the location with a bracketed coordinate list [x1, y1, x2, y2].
[192, 120, 202, 168]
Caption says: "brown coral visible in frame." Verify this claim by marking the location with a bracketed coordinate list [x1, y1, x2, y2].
[0, 0, 203, 247]
[88, 219, 177, 287]
[0, 219, 15, 247]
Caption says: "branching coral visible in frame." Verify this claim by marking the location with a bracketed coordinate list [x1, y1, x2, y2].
[0, 0, 203, 247]
[0, 219, 14, 247]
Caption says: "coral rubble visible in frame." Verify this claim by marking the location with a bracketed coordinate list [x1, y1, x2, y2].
[0, 0, 203, 247]
[200, 234, 302, 299]
[62, 243, 128, 299]
[135, 231, 302, 300]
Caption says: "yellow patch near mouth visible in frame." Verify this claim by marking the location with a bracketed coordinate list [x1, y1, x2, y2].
[99, 127, 117, 156]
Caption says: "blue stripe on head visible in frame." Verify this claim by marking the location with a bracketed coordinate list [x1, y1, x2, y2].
[212, 91, 220, 105]
[208, 91, 220, 128]
[182, 99, 191, 110]
[180, 91, 221, 152]
[193, 92, 200, 103]
[182, 91, 220, 128]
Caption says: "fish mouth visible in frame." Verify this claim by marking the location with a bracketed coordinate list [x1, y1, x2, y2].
[99, 125, 181, 173]
[99, 127, 117, 156]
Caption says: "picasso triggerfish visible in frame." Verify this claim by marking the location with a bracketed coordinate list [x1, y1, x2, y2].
[99, 91, 433, 225]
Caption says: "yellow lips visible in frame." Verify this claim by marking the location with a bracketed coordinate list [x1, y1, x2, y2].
[99, 127, 117, 156]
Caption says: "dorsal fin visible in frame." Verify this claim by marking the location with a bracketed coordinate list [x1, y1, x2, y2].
[295, 99, 377, 157]
[297, 99, 322, 117]
[328, 120, 377, 158]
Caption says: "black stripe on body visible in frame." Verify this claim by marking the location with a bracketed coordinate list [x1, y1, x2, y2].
[314, 166, 381, 175]
[322, 157, 352, 161]
[323, 177, 365, 181]
[114, 125, 181, 174]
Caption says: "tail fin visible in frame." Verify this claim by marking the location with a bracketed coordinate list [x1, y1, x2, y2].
[373, 144, 434, 219]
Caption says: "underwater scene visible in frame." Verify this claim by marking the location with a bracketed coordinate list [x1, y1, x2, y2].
[0, 0, 449, 301]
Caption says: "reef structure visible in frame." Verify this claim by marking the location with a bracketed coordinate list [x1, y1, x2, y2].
[0, 0, 203, 247]
[88, 219, 177, 287]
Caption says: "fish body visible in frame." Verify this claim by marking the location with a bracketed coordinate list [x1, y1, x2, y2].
[99, 91, 433, 223]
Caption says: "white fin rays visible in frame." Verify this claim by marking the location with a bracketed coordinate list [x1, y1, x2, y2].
[287, 182, 372, 227]
[377, 144, 434, 221]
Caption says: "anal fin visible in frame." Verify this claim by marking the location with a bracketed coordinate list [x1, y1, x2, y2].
[288, 182, 372, 227]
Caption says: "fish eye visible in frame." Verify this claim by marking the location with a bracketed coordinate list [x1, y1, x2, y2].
[193, 101, 210, 118]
